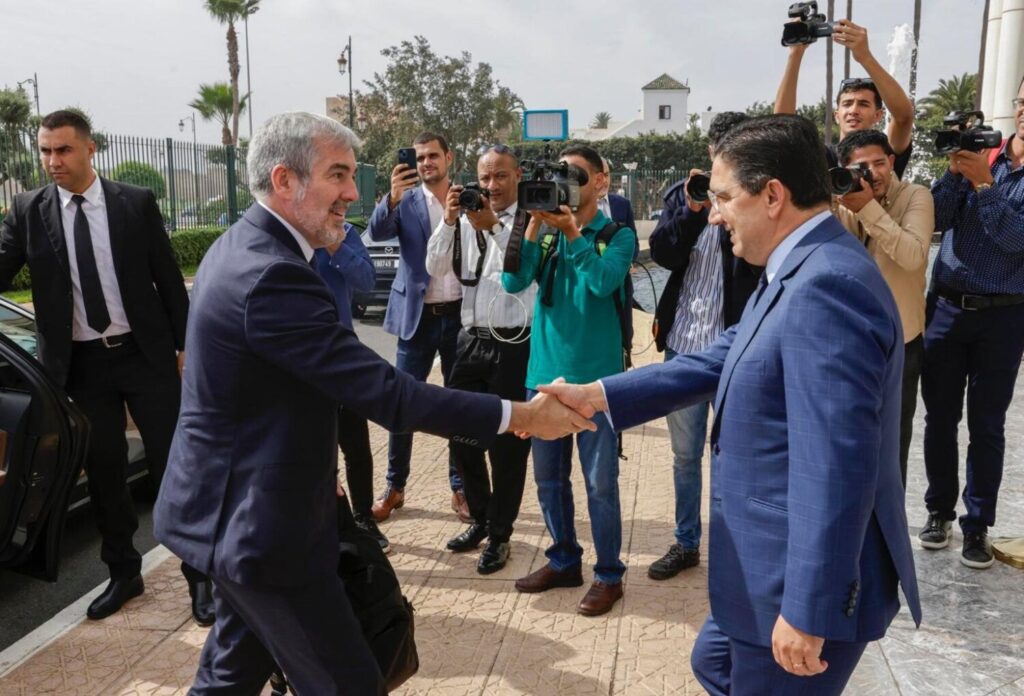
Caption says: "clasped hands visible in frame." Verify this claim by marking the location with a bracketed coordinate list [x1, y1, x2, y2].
[507, 378, 608, 440]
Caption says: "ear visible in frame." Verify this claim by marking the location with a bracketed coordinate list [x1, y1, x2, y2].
[887, 154, 896, 168]
[87, 139, 97, 158]
[269, 164, 296, 199]
[764, 179, 787, 219]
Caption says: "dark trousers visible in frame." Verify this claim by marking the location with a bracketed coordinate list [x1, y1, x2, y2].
[387, 306, 462, 491]
[921, 294, 1024, 533]
[899, 334, 924, 487]
[691, 614, 867, 696]
[66, 339, 182, 580]
[447, 330, 531, 543]
[338, 407, 373, 517]
[190, 573, 385, 696]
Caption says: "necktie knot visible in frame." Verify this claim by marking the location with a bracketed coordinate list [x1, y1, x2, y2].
[72, 194, 86, 207]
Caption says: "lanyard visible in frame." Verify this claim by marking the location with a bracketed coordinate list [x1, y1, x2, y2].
[452, 216, 505, 287]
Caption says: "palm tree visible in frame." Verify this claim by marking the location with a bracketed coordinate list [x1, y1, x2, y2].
[590, 111, 613, 129]
[917, 73, 978, 120]
[909, 0, 922, 103]
[190, 82, 248, 145]
[203, 0, 259, 146]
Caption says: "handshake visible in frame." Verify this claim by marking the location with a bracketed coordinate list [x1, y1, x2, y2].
[507, 378, 610, 440]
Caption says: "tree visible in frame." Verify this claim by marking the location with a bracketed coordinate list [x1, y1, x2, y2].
[111, 160, 167, 199]
[590, 111, 612, 129]
[190, 82, 248, 145]
[0, 88, 32, 127]
[203, 0, 259, 146]
[911, 72, 979, 183]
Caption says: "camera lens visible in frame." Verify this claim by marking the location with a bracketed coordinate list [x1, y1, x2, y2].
[686, 173, 711, 203]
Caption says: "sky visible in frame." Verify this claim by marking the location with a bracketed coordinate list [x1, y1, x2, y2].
[2, 0, 987, 144]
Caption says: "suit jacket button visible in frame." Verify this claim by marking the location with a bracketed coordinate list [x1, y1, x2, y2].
[845, 607, 855, 617]
[713, 444, 721, 456]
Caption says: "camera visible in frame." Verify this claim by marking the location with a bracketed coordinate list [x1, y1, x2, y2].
[933, 111, 1003, 155]
[458, 183, 490, 212]
[518, 156, 589, 213]
[781, 1, 834, 46]
[686, 172, 711, 203]
[829, 164, 874, 195]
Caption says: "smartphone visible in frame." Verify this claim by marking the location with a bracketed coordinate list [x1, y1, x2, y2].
[397, 147, 417, 173]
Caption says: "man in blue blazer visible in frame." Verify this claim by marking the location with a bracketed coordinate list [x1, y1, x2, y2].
[153, 113, 592, 695]
[540, 115, 921, 694]
[367, 132, 468, 522]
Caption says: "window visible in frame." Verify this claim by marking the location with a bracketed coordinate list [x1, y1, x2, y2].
[658, 105, 672, 120]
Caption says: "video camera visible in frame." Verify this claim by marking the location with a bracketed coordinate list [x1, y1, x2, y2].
[686, 172, 711, 203]
[781, 1, 834, 47]
[933, 111, 1003, 155]
[458, 183, 490, 212]
[518, 147, 589, 213]
[829, 164, 873, 195]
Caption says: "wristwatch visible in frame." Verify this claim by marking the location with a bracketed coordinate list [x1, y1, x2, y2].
[976, 182, 993, 192]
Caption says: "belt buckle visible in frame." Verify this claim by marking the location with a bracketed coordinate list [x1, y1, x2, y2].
[100, 335, 121, 348]
[960, 295, 980, 311]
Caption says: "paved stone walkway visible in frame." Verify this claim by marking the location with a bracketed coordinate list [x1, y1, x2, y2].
[0, 311, 1022, 694]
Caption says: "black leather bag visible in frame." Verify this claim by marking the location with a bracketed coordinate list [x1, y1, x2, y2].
[269, 498, 418, 694]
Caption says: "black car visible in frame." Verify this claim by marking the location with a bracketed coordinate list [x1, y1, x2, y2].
[0, 297, 147, 580]
[351, 229, 399, 319]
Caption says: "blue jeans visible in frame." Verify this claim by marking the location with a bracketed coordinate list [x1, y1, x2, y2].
[386, 309, 463, 491]
[528, 389, 625, 584]
[665, 348, 709, 550]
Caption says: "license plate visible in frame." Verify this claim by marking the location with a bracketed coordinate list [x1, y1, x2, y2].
[373, 258, 397, 270]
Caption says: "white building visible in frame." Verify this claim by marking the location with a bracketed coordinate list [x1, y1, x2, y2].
[980, 0, 1024, 137]
[571, 74, 691, 141]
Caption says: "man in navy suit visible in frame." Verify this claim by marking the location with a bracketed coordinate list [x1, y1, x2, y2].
[367, 132, 469, 523]
[153, 112, 593, 695]
[541, 115, 921, 694]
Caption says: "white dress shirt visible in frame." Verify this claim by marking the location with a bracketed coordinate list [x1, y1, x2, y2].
[425, 202, 536, 330]
[57, 174, 131, 341]
[421, 185, 463, 304]
[597, 195, 611, 219]
[764, 210, 832, 283]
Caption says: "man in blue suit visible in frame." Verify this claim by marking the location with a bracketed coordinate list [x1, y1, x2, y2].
[541, 115, 921, 694]
[153, 112, 592, 695]
[367, 132, 469, 523]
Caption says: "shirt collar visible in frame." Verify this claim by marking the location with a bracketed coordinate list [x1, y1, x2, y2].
[582, 208, 610, 233]
[257, 200, 314, 262]
[765, 209, 832, 283]
[57, 172, 103, 209]
[496, 201, 518, 218]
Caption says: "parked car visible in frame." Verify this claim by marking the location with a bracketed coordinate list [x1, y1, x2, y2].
[351, 226, 399, 319]
[0, 297, 147, 580]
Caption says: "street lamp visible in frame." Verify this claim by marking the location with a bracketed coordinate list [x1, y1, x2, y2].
[243, 6, 259, 139]
[17, 73, 40, 118]
[179, 113, 201, 216]
[337, 36, 355, 129]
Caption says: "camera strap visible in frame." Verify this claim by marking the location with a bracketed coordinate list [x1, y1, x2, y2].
[451, 220, 488, 288]
[536, 229, 560, 307]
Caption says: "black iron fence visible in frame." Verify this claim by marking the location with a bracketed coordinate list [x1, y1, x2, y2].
[0, 126, 378, 230]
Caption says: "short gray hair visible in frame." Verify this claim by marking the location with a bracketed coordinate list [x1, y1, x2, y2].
[247, 112, 361, 199]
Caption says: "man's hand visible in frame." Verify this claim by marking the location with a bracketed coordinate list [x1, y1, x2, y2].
[535, 378, 607, 419]
[771, 614, 828, 677]
[466, 205, 499, 232]
[176, 351, 186, 378]
[532, 206, 581, 241]
[837, 177, 874, 213]
[508, 390, 597, 440]
[443, 186, 463, 226]
[833, 19, 872, 63]
[951, 150, 995, 189]
[685, 168, 712, 214]
[389, 164, 419, 209]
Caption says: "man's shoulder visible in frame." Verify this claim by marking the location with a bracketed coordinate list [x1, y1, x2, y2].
[99, 176, 153, 201]
[10, 183, 54, 209]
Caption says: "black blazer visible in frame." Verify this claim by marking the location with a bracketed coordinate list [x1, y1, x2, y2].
[0, 179, 189, 386]
[649, 181, 762, 352]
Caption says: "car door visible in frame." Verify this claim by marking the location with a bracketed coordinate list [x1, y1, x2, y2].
[0, 328, 89, 581]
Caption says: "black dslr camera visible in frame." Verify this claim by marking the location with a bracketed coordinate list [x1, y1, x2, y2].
[781, 1, 834, 46]
[686, 172, 711, 203]
[933, 111, 1003, 155]
[458, 183, 490, 212]
[518, 149, 589, 213]
[829, 164, 874, 195]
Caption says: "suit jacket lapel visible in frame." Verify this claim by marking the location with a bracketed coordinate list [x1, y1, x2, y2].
[412, 187, 431, 243]
[244, 203, 306, 261]
[40, 184, 71, 273]
[101, 178, 129, 285]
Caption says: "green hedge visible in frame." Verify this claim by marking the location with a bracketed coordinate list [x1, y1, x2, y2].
[170, 226, 227, 268]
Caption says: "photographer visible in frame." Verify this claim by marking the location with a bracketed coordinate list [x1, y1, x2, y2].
[918, 78, 1024, 570]
[502, 145, 635, 616]
[424, 145, 536, 575]
[833, 130, 934, 486]
[775, 17, 915, 177]
[645, 111, 762, 581]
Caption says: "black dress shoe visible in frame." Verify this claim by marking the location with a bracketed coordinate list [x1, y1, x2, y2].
[446, 523, 487, 552]
[477, 541, 510, 575]
[87, 575, 144, 620]
[189, 578, 216, 627]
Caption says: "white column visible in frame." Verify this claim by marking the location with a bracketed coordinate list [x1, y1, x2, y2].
[990, 0, 1024, 135]
[979, 0, 1003, 120]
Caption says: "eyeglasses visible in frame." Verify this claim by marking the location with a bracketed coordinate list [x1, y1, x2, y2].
[839, 77, 876, 92]
[1013, 98, 1024, 110]
[706, 183, 746, 213]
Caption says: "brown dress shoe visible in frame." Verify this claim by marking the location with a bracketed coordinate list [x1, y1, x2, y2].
[514, 564, 584, 593]
[577, 581, 623, 616]
[370, 486, 404, 522]
[451, 490, 472, 523]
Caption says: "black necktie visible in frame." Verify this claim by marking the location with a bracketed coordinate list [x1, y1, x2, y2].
[71, 194, 111, 333]
[754, 274, 769, 306]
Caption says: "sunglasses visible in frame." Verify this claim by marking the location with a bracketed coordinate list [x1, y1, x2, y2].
[839, 77, 876, 91]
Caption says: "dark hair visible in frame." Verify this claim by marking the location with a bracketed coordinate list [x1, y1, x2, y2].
[837, 78, 883, 110]
[413, 131, 449, 153]
[707, 111, 749, 149]
[40, 109, 92, 139]
[836, 129, 895, 165]
[558, 144, 603, 173]
[714, 114, 831, 210]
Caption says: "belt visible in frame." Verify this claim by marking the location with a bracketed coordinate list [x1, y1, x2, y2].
[424, 300, 461, 316]
[933, 284, 1024, 311]
[73, 332, 135, 349]
[467, 326, 530, 341]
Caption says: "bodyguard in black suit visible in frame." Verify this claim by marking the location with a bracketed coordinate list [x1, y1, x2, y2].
[0, 110, 210, 623]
